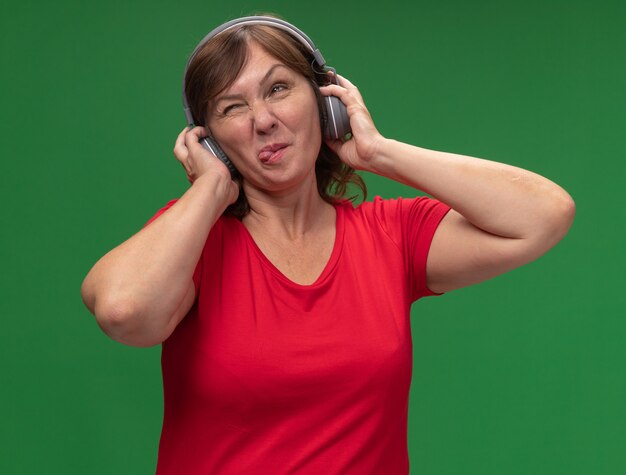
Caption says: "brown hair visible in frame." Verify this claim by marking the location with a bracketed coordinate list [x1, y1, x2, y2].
[184, 21, 366, 218]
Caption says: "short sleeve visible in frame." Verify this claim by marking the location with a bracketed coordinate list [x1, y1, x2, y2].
[144, 199, 203, 293]
[369, 196, 450, 301]
[145, 199, 179, 226]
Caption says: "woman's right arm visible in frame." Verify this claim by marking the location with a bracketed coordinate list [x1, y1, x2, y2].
[80, 127, 238, 347]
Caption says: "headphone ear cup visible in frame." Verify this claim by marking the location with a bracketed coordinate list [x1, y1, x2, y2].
[323, 95, 351, 140]
[200, 136, 239, 178]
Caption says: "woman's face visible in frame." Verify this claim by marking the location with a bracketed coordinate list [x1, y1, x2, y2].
[207, 41, 322, 196]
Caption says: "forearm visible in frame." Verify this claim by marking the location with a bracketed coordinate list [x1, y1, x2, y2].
[370, 139, 575, 241]
[323, 76, 575, 291]
[81, 173, 232, 346]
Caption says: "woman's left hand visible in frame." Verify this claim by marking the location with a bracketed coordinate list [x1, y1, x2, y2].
[320, 74, 385, 172]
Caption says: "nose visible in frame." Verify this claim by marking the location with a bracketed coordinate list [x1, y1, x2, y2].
[251, 100, 277, 135]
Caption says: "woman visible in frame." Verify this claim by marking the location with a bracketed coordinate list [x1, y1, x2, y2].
[81, 16, 575, 474]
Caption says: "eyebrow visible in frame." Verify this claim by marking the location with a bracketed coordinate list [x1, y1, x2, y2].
[214, 64, 290, 104]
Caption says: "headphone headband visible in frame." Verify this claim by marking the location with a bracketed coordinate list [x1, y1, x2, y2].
[182, 16, 327, 125]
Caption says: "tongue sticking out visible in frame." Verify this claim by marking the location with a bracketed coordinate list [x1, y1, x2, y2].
[259, 150, 274, 162]
[258, 146, 286, 164]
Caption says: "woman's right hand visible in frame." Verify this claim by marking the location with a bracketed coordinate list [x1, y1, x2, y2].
[174, 126, 239, 205]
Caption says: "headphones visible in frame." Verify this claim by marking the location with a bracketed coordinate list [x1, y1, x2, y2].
[182, 16, 351, 177]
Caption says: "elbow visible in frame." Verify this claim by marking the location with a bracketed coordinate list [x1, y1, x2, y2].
[93, 297, 137, 338]
[80, 266, 174, 347]
[535, 189, 576, 249]
[507, 192, 575, 269]
[80, 277, 96, 315]
[92, 297, 167, 348]
[551, 190, 576, 240]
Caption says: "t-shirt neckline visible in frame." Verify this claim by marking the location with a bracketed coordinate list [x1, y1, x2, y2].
[234, 202, 347, 289]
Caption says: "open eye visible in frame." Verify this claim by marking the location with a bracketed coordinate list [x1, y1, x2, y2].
[270, 83, 288, 95]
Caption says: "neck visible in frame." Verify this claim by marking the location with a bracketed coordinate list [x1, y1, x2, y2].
[242, 176, 334, 240]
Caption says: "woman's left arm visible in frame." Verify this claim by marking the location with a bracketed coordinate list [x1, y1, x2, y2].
[322, 75, 576, 293]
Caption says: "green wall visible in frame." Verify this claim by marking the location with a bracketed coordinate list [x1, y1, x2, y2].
[1, 0, 624, 473]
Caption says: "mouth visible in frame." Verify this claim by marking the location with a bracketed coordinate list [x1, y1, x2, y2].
[258, 143, 289, 164]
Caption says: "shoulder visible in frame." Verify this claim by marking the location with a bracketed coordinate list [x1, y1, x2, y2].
[341, 195, 449, 226]
[336, 195, 449, 251]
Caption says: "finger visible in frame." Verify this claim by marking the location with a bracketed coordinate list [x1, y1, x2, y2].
[175, 126, 189, 147]
[319, 83, 362, 108]
[187, 128, 217, 161]
[333, 73, 364, 102]
[174, 127, 201, 178]
[327, 71, 357, 91]
[334, 73, 355, 89]
[173, 127, 190, 161]
[184, 125, 210, 147]
[319, 83, 345, 97]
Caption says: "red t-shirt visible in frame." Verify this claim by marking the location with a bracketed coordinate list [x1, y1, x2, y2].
[153, 196, 450, 474]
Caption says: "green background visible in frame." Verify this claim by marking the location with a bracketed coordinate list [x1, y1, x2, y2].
[1, 0, 624, 473]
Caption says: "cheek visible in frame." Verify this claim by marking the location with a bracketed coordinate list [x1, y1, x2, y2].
[287, 97, 322, 141]
[208, 121, 248, 159]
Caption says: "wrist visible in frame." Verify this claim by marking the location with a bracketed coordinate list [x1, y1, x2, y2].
[193, 173, 238, 209]
[368, 137, 400, 176]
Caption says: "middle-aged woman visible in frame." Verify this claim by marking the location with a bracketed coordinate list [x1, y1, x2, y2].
[81, 16, 575, 474]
